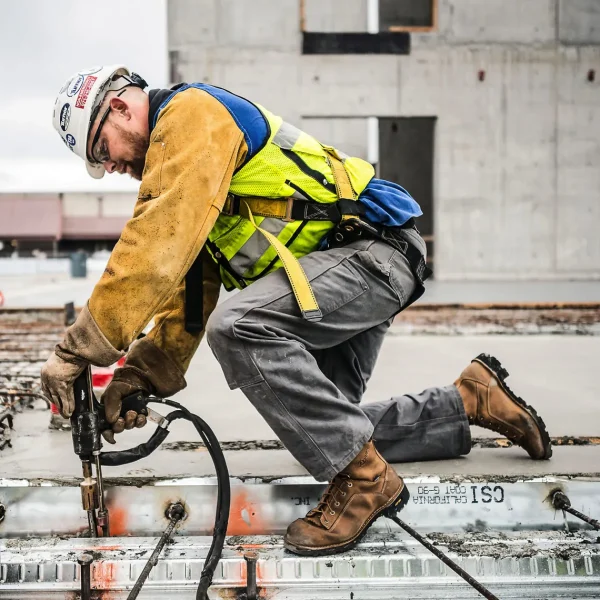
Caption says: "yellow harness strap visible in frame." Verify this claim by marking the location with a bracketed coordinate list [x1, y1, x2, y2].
[243, 201, 323, 322]
[223, 195, 293, 220]
[223, 150, 356, 223]
[222, 154, 357, 322]
[322, 146, 357, 204]
[241, 197, 291, 220]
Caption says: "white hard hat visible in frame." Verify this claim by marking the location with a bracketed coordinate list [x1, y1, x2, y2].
[52, 65, 137, 179]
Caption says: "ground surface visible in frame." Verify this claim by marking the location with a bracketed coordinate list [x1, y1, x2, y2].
[4, 405, 600, 481]
[3, 334, 600, 481]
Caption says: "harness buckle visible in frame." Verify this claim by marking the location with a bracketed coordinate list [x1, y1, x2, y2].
[223, 193, 237, 216]
[282, 197, 295, 222]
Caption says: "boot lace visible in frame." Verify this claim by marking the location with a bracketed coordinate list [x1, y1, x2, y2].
[307, 473, 353, 524]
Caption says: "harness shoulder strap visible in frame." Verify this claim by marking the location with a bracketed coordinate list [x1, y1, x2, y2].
[322, 146, 356, 202]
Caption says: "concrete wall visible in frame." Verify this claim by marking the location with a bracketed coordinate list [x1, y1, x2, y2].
[168, 0, 600, 280]
[0, 193, 136, 241]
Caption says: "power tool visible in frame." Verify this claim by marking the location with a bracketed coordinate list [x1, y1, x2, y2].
[70, 366, 230, 599]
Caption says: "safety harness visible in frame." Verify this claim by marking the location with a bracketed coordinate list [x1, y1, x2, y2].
[185, 149, 431, 332]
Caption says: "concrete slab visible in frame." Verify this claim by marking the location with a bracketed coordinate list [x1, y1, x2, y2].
[3, 403, 600, 482]
[175, 333, 600, 441]
[2, 332, 600, 482]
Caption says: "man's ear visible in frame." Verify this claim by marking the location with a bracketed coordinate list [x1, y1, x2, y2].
[110, 96, 131, 120]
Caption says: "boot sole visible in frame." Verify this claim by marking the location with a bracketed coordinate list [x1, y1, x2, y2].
[284, 483, 410, 556]
[473, 353, 553, 460]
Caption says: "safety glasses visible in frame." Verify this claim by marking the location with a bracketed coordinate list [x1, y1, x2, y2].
[88, 88, 128, 164]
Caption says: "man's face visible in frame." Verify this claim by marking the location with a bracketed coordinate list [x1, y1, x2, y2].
[87, 89, 149, 181]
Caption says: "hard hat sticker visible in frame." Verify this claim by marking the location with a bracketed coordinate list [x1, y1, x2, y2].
[67, 75, 85, 98]
[75, 76, 97, 109]
[66, 134, 76, 149]
[59, 104, 71, 131]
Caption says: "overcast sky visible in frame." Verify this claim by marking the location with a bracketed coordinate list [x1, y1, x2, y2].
[0, 0, 168, 192]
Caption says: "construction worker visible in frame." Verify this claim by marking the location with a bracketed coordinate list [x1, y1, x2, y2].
[42, 65, 552, 556]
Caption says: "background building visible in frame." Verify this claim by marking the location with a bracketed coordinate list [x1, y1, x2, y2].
[0, 0, 166, 259]
[2, 0, 598, 280]
[0, 176, 137, 257]
[168, 0, 600, 280]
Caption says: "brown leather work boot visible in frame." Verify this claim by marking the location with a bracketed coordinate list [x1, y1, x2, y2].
[284, 440, 409, 556]
[455, 353, 552, 460]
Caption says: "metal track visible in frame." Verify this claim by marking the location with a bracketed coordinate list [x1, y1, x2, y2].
[2, 476, 600, 538]
[2, 534, 600, 599]
[4, 476, 600, 597]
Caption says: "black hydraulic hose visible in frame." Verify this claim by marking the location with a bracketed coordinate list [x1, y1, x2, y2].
[100, 426, 170, 466]
[388, 515, 500, 600]
[158, 398, 231, 599]
[99, 410, 186, 466]
[96, 398, 230, 600]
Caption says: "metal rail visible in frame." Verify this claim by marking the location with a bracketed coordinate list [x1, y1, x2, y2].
[3, 478, 600, 538]
[3, 534, 600, 599]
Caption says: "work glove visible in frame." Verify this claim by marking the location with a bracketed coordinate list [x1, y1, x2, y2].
[100, 337, 187, 444]
[41, 304, 124, 418]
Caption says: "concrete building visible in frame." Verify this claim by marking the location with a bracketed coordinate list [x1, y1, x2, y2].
[168, 0, 600, 280]
[0, 192, 135, 256]
[0, 164, 137, 256]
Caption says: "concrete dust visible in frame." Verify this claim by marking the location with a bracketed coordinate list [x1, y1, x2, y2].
[393, 303, 600, 335]
[166, 436, 600, 453]
[163, 440, 284, 452]
[426, 530, 600, 559]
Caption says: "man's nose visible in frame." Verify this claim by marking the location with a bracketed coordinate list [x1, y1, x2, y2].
[104, 160, 117, 174]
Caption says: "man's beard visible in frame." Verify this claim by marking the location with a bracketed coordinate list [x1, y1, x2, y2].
[114, 124, 149, 181]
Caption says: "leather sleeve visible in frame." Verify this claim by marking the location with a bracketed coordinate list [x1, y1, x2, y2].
[88, 87, 248, 350]
[145, 248, 222, 373]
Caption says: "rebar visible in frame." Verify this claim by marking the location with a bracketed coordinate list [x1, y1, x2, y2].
[244, 551, 258, 600]
[552, 491, 600, 530]
[389, 515, 500, 600]
[126, 503, 186, 600]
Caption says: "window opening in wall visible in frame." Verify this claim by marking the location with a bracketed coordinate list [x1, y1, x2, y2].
[302, 116, 436, 271]
[299, 0, 411, 54]
[378, 117, 436, 271]
[58, 239, 118, 254]
[381, 0, 438, 33]
[302, 32, 410, 54]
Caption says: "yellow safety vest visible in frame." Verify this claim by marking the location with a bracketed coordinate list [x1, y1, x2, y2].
[206, 104, 375, 321]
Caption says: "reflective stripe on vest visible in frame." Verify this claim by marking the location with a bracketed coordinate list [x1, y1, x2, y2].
[228, 217, 287, 275]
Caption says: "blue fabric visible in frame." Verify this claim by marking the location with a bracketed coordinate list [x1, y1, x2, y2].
[153, 83, 269, 162]
[358, 178, 422, 227]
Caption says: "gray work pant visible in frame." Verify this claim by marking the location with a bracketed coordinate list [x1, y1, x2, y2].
[206, 228, 471, 482]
